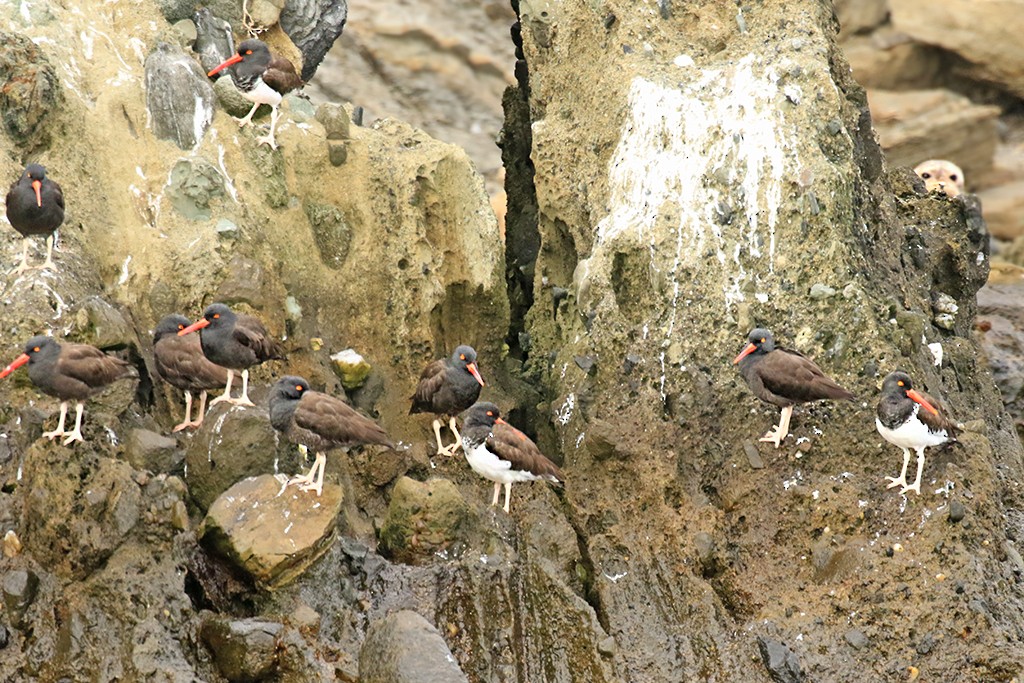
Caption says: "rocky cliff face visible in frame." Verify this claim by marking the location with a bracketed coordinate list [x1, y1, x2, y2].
[0, 0, 1022, 682]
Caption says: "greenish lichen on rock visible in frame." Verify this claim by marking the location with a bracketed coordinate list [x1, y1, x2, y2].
[378, 476, 474, 565]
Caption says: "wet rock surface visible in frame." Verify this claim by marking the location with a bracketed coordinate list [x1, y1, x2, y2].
[359, 610, 469, 683]
[200, 616, 283, 682]
[378, 476, 473, 565]
[145, 42, 215, 150]
[199, 474, 343, 587]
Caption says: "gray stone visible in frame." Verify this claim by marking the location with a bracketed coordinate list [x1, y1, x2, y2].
[171, 19, 198, 46]
[378, 477, 473, 565]
[200, 474, 342, 587]
[156, 0, 194, 22]
[200, 616, 283, 682]
[949, 500, 966, 524]
[285, 93, 316, 120]
[757, 636, 806, 683]
[215, 255, 268, 306]
[744, 441, 765, 469]
[215, 218, 239, 238]
[75, 297, 135, 350]
[125, 428, 180, 473]
[184, 406, 281, 511]
[359, 610, 468, 683]
[809, 283, 836, 299]
[166, 158, 226, 220]
[213, 75, 258, 118]
[316, 103, 351, 140]
[192, 7, 234, 74]
[304, 200, 352, 269]
[2, 569, 39, 627]
[280, 0, 349, 81]
[249, 0, 285, 27]
[0, 31, 62, 151]
[844, 628, 868, 649]
[144, 42, 214, 150]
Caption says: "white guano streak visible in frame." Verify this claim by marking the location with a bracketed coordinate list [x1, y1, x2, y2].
[596, 58, 792, 306]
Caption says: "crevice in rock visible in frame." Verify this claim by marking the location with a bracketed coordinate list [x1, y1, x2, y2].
[498, 10, 540, 363]
[558, 495, 611, 634]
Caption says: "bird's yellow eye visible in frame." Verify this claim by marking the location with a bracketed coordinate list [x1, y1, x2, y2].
[460, 354, 466, 360]
[897, 380, 904, 387]
[486, 411, 493, 416]
[213, 313, 220, 319]
[295, 384, 303, 391]
[245, 50, 253, 55]
[177, 324, 184, 330]
[32, 346, 40, 352]
[760, 337, 766, 343]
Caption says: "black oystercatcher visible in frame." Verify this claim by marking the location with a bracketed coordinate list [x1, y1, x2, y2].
[269, 376, 393, 496]
[0, 336, 136, 445]
[461, 402, 563, 513]
[876, 371, 958, 496]
[207, 39, 303, 149]
[153, 314, 230, 432]
[178, 303, 284, 408]
[5, 163, 64, 274]
[410, 345, 485, 456]
[734, 328, 855, 448]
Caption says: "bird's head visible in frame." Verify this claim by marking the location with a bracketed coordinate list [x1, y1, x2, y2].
[452, 345, 485, 387]
[273, 376, 309, 401]
[23, 163, 47, 207]
[464, 401, 504, 430]
[881, 371, 939, 415]
[1, 335, 57, 378]
[179, 303, 234, 336]
[207, 39, 271, 77]
[154, 314, 191, 343]
[733, 328, 775, 364]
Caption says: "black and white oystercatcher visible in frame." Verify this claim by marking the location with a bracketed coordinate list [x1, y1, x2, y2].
[5, 163, 64, 273]
[461, 402, 563, 513]
[734, 328, 855, 448]
[178, 303, 284, 408]
[876, 371, 958, 496]
[153, 314, 230, 432]
[0, 336, 136, 445]
[410, 345, 486, 456]
[207, 39, 303, 149]
[269, 376, 393, 496]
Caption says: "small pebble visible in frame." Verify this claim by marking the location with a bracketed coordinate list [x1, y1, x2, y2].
[948, 500, 966, 523]
[743, 442, 764, 469]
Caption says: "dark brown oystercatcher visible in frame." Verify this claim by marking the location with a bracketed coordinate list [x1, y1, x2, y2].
[5, 163, 64, 274]
[876, 371, 958, 496]
[153, 314, 230, 432]
[734, 328, 855, 448]
[207, 39, 303, 150]
[0, 336, 136, 445]
[178, 303, 285, 408]
[410, 345, 485, 457]
[461, 402, 563, 513]
[269, 376, 393, 496]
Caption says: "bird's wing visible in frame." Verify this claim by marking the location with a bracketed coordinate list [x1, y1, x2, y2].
[295, 391, 392, 447]
[264, 55, 303, 93]
[233, 316, 285, 361]
[486, 422, 564, 482]
[50, 179, 65, 211]
[759, 348, 854, 402]
[155, 337, 229, 388]
[58, 344, 133, 386]
[918, 389, 959, 436]
[410, 359, 447, 408]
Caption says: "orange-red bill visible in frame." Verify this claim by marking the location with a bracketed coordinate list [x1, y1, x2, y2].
[208, 53, 243, 77]
[495, 417, 507, 425]
[178, 318, 210, 336]
[907, 389, 939, 415]
[466, 362, 485, 387]
[31, 180, 42, 208]
[733, 342, 756, 365]
[0, 353, 30, 378]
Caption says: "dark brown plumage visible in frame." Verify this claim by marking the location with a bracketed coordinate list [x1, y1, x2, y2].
[734, 328, 855, 448]
[410, 345, 485, 456]
[6, 163, 64, 273]
[0, 335, 136, 445]
[179, 303, 285, 408]
[462, 402, 563, 513]
[153, 314, 230, 431]
[270, 376, 393, 496]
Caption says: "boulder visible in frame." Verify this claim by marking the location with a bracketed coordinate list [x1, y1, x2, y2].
[358, 610, 468, 683]
[2, 569, 39, 628]
[977, 282, 1024, 426]
[834, 0, 890, 36]
[144, 42, 215, 150]
[280, 0, 349, 81]
[124, 428, 181, 473]
[378, 477, 473, 565]
[200, 616, 283, 682]
[184, 405, 279, 511]
[199, 474, 342, 587]
[867, 88, 1000, 186]
[843, 30, 945, 90]
[192, 7, 234, 74]
[891, 0, 1024, 98]
[977, 181, 1024, 241]
[0, 30, 63, 151]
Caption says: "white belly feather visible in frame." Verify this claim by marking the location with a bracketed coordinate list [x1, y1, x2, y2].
[243, 79, 282, 107]
[875, 404, 948, 450]
[464, 441, 549, 485]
